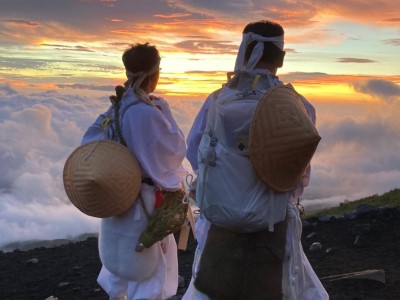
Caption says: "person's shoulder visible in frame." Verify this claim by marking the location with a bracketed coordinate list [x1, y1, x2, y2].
[286, 84, 314, 108]
[294, 90, 316, 122]
[206, 88, 223, 102]
[298, 93, 315, 111]
[122, 99, 159, 123]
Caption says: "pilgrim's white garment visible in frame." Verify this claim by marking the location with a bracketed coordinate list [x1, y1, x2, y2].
[95, 88, 187, 300]
[183, 71, 328, 300]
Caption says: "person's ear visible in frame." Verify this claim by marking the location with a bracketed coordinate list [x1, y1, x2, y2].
[278, 50, 286, 68]
[148, 69, 160, 93]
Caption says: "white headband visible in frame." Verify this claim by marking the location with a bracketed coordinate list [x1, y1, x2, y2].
[125, 63, 159, 83]
[125, 63, 160, 106]
[234, 32, 284, 72]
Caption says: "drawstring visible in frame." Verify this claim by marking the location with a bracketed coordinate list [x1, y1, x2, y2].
[199, 133, 218, 206]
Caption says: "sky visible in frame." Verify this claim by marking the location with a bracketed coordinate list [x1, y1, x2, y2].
[0, 0, 399, 249]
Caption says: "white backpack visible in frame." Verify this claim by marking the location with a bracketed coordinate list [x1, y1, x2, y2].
[81, 86, 139, 146]
[196, 73, 290, 232]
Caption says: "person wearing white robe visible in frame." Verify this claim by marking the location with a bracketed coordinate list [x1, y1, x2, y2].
[183, 21, 329, 300]
[84, 43, 187, 300]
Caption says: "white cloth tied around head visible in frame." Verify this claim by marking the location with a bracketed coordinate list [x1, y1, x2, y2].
[234, 32, 284, 72]
[125, 63, 159, 106]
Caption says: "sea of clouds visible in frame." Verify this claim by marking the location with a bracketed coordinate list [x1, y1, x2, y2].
[0, 80, 399, 249]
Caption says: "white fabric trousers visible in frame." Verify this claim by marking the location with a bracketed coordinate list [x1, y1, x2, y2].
[97, 233, 178, 300]
[97, 185, 179, 300]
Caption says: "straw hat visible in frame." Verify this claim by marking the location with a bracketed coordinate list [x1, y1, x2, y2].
[249, 84, 321, 192]
[63, 140, 141, 218]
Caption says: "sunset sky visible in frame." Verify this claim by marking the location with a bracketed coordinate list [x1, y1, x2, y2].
[0, 0, 399, 248]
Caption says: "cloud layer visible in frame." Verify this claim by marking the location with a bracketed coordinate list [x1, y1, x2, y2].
[0, 83, 202, 249]
[0, 0, 399, 248]
[1, 78, 400, 248]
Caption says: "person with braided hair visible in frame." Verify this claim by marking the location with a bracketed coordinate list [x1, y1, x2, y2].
[85, 43, 187, 300]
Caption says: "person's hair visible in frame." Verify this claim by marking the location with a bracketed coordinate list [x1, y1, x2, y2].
[122, 43, 161, 105]
[243, 20, 284, 64]
[122, 42, 160, 74]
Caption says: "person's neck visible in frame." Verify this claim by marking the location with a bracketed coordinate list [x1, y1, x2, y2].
[255, 62, 277, 75]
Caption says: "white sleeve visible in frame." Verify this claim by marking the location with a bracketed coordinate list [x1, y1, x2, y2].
[152, 97, 180, 129]
[122, 103, 187, 190]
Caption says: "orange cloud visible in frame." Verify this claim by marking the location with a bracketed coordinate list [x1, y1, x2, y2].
[153, 13, 192, 19]
[173, 39, 236, 54]
[3, 19, 40, 27]
[337, 58, 377, 63]
[281, 72, 400, 87]
[380, 18, 400, 24]
[315, 1, 400, 26]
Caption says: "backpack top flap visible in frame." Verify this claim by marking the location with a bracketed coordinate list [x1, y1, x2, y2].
[206, 72, 280, 156]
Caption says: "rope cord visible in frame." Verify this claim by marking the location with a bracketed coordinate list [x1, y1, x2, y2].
[110, 86, 128, 146]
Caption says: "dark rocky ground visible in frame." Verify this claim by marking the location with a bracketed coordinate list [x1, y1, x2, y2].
[1, 204, 399, 300]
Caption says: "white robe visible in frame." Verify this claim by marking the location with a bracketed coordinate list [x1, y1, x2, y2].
[183, 71, 329, 300]
[93, 88, 187, 300]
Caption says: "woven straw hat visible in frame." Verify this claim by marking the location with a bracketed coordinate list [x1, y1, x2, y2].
[249, 84, 321, 192]
[63, 140, 141, 218]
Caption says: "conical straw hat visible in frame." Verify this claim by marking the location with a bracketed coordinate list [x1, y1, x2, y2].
[249, 84, 321, 192]
[63, 140, 141, 218]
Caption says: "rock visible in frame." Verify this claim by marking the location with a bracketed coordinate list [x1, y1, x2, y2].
[354, 235, 370, 248]
[26, 258, 39, 264]
[351, 223, 372, 235]
[309, 242, 322, 252]
[355, 204, 379, 216]
[321, 269, 386, 284]
[323, 278, 385, 300]
[306, 232, 317, 239]
[343, 211, 357, 220]
[58, 282, 70, 288]
[380, 206, 400, 221]
[302, 220, 311, 228]
[318, 215, 334, 222]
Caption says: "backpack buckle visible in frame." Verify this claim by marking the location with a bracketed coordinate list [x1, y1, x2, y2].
[100, 117, 111, 129]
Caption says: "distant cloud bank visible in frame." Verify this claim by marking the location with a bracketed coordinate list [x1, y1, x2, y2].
[1, 78, 400, 248]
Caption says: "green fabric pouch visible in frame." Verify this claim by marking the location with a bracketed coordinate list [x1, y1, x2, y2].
[136, 189, 188, 251]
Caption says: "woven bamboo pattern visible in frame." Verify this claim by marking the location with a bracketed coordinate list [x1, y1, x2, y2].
[63, 140, 141, 218]
[249, 84, 321, 192]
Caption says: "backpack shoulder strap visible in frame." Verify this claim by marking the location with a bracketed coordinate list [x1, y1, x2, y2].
[110, 86, 139, 146]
